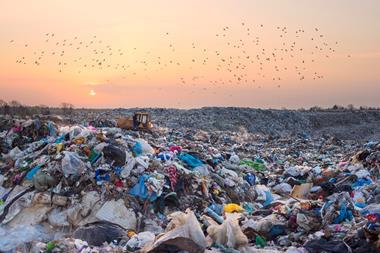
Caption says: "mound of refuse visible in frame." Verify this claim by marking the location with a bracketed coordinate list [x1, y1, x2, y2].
[0, 116, 380, 252]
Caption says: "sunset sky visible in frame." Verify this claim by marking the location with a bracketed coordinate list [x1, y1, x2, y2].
[0, 0, 379, 108]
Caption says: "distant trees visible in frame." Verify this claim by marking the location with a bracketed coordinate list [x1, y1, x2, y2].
[8, 100, 24, 115]
[38, 105, 51, 115]
[61, 102, 74, 115]
[309, 106, 322, 112]
[0, 100, 53, 116]
[0, 99, 8, 115]
[331, 104, 345, 110]
[308, 104, 379, 112]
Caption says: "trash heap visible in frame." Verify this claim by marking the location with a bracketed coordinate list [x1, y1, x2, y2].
[0, 117, 380, 253]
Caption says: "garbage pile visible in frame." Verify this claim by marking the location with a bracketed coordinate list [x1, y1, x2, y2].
[0, 117, 380, 253]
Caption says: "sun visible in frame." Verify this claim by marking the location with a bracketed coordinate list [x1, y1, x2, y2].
[89, 89, 96, 96]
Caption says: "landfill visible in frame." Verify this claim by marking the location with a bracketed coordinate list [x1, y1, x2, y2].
[0, 112, 380, 253]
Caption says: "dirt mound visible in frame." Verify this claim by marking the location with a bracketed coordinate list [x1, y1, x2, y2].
[113, 107, 380, 141]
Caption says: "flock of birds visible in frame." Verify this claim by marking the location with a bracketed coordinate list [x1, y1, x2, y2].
[9, 23, 350, 89]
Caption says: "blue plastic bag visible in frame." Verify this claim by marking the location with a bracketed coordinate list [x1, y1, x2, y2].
[26, 165, 41, 180]
[333, 203, 353, 224]
[352, 178, 372, 188]
[263, 191, 273, 207]
[245, 173, 256, 186]
[178, 153, 203, 168]
[129, 174, 157, 202]
[132, 142, 143, 156]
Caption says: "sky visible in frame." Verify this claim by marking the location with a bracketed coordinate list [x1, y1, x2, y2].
[0, 0, 379, 108]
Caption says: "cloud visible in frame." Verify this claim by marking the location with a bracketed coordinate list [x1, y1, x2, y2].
[85, 82, 100, 86]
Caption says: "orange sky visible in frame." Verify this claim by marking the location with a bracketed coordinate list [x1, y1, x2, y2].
[0, 0, 379, 108]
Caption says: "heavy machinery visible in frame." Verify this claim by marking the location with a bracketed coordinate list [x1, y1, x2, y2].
[117, 112, 153, 131]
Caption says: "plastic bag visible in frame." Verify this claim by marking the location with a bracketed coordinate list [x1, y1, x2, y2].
[207, 213, 248, 249]
[129, 174, 157, 202]
[126, 231, 155, 250]
[133, 139, 154, 156]
[25, 165, 41, 180]
[147, 209, 207, 252]
[229, 154, 240, 164]
[193, 165, 210, 176]
[32, 173, 56, 191]
[103, 145, 126, 166]
[273, 182, 292, 194]
[224, 203, 244, 213]
[48, 208, 69, 227]
[95, 199, 137, 230]
[0, 225, 48, 251]
[73, 222, 126, 247]
[178, 153, 204, 168]
[255, 185, 273, 207]
[61, 151, 86, 177]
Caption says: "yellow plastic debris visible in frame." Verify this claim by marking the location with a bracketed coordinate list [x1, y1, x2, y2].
[56, 143, 64, 153]
[127, 230, 136, 237]
[224, 203, 244, 213]
[73, 136, 86, 145]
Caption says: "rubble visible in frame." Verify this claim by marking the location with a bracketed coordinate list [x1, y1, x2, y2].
[0, 113, 380, 252]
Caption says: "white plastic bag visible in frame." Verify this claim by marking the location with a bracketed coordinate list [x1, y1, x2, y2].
[61, 151, 86, 177]
[207, 213, 248, 249]
[126, 231, 155, 250]
[147, 209, 207, 252]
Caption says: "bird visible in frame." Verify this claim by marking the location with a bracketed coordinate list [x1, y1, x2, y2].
[10, 22, 343, 90]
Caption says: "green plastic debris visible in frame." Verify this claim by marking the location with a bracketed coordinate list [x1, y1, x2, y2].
[255, 235, 267, 248]
[46, 241, 56, 251]
[240, 159, 265, 171]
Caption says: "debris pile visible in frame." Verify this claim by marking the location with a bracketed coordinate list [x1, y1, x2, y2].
[0, 116, 380, 252]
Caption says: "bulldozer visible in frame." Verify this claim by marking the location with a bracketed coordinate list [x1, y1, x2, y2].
[117, 112, 153, 131]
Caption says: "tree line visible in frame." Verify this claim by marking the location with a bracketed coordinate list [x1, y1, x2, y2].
[0, 99, 74, 116]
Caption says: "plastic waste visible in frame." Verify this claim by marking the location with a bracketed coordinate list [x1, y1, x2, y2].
[240, 159, 265, 171]
[245, 173, 256, 186]
[103, 145, 126, 166]
[32, 173, 56, 191]
[229, 154, 240, 164]
[129, 174, 158, 202]
[255, 185, 274, 207]
[26, 165, 41, 180]
[224, 203, 244, 213]
[207, 213, 249, 249]
[273, 182, 292, 194]
[126, 231, 155, 250]
[73, 221, 126, 247]
[290, 183, 312, 199]
[46, 241, 56, 251]
[0, 225, 49, 251]
[146, 209, 207, 252]
[95, 199, 136, 230]
[204, 207, 224, 224]
[132, 139, 154, 156]
[255, 235, 267, 248]
[304, 238, 351, 253]
[61, 151, 86, 177]
[178, 153, 204, 168]
[48, 208, 69, 227]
